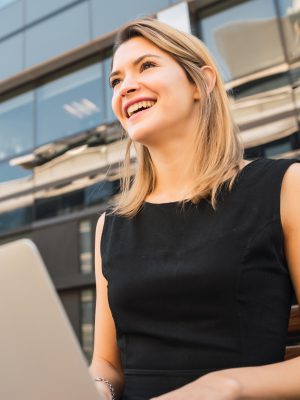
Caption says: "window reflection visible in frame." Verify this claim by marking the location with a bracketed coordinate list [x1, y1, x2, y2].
[0, 201, 33, 234]
[230, 71, 299, 149]
[244, 132, 299, 159]
[0, 160, 34, 234]
[199, 0, 284, 82]
[79, 220, 92, 275]
[277, 0, 300, 62]
[25, 1, 90, 68]
[290, 64, 300, 120]
[0, 0, 23, 39]
[0, 160, 32, 184]
[25, 0, 76, 24]
[0, 91, 34, 160]
[0, 0, 18, 10]
[103, 54, 116, 123]
[36, 63, 104, 146]
[35, 179, 119, 221]
[80, 289, 95, 363]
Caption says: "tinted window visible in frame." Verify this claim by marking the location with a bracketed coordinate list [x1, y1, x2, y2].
[91, 0, 169, 38]
[25, 0, 77, 24]
[79, 220, 92, 275]
[103, 55, 116, 123]
[199, 0, 284, 82]
[0, 91, 34, 160]
[25, 2, 90, 68]
[0, 161, 34, 234]
[0, 33, 23, 81]
[277, 0, 300, 62]
[0, 160, 32, 183]
[80, 289, 95, 362]
[36, 62, 104, 146]
[0, 204, 33, 234]
[0, 0, 23, 39]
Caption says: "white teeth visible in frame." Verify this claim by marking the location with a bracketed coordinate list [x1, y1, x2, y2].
[127, 100, 156, 117]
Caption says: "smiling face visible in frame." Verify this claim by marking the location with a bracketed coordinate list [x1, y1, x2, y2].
[110, 36, 200, 145]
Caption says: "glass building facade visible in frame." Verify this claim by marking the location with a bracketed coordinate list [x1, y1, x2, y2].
[0, 0, 299, 362]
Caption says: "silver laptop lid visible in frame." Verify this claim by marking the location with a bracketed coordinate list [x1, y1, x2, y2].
[0, 239, 100, 400]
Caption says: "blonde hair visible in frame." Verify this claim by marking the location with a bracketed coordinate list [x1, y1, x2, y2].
[109, 17, 243, 217]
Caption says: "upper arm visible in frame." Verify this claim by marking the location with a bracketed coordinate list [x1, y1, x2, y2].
[281, 163, 300, 304]
[91, 213, 123, 373]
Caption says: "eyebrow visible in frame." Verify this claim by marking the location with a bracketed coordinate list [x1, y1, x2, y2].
[109, 54, 162, 81]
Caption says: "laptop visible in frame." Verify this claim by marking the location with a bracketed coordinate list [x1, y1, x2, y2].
[0, 239, 101, 400]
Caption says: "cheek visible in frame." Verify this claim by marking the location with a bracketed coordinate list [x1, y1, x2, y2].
[111, 94, 120, 118]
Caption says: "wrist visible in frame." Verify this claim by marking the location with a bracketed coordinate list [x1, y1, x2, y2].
[94, 377, 116, 400]
[200, 371, 242, 400]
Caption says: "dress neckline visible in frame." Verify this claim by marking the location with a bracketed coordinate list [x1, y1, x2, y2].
[143, 158, 261, 206]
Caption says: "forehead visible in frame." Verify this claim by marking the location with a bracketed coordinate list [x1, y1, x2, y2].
[112, 37, 169, 70]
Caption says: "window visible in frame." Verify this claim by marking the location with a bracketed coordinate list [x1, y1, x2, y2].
[25, 0, 77, 24]
[103, 55, 116, 123]
[91, 0, 169, 38]
[0, 91, 34, 160]
[277, 0, 300, 62]
[80, 289, 95, 362]
[36, 62, 104, 146]
[0, 0, 23, 39]
[25, 2, 90, 68]
[199, 0, 284, 82]
[0, 161, 34, 233]
[79, 220, 93, 275]
[0, 0, 18, 9]
[0, 33, 23, 81]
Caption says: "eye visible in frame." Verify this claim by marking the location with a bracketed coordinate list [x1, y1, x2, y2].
[110, 78, 120, 89]
[140, 61, 156, 71]
[109, 61, 156, 88]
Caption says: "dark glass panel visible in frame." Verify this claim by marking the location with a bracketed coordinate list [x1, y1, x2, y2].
[35, 179, 119, 221]
[35, 188, 84, 220]
[0, 161, 34, 234]
[0, 204, 33, 234]
[0, 159, 32, 183]
[265, 139, 293, 157]
[84, 179, 120, 206]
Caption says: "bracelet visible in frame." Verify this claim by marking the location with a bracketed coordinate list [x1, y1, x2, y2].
[94, 377, 116, 400]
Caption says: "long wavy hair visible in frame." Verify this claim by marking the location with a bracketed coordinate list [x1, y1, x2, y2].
[108, 17, 243, 217]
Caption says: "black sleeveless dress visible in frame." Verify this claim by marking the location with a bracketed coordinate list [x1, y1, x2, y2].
[100, 158, 299, 400]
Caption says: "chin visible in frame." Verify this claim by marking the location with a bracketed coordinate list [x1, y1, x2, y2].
[127, 128, 155, 145]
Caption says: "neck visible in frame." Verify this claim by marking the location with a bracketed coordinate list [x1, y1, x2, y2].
[146, 137, 197, 202]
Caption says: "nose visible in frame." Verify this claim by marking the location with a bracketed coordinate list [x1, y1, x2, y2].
[119, 76, 139, 97]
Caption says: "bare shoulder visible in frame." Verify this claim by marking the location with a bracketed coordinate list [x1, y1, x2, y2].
[95, 213, 106, 239]
[281, 162, 300, 303]
[281, 162, 300, 235]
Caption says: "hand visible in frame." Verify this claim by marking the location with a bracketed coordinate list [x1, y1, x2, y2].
[149, 371, 241, 400]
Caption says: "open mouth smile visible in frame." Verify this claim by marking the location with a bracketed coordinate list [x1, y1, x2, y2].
[126, 100, 156, 119]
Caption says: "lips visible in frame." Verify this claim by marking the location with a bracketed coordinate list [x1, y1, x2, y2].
[127, 104, 155, 121]
[123, 97, 157, 118]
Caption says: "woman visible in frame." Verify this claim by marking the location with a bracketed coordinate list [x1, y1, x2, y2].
[89, 17, 300, 400]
